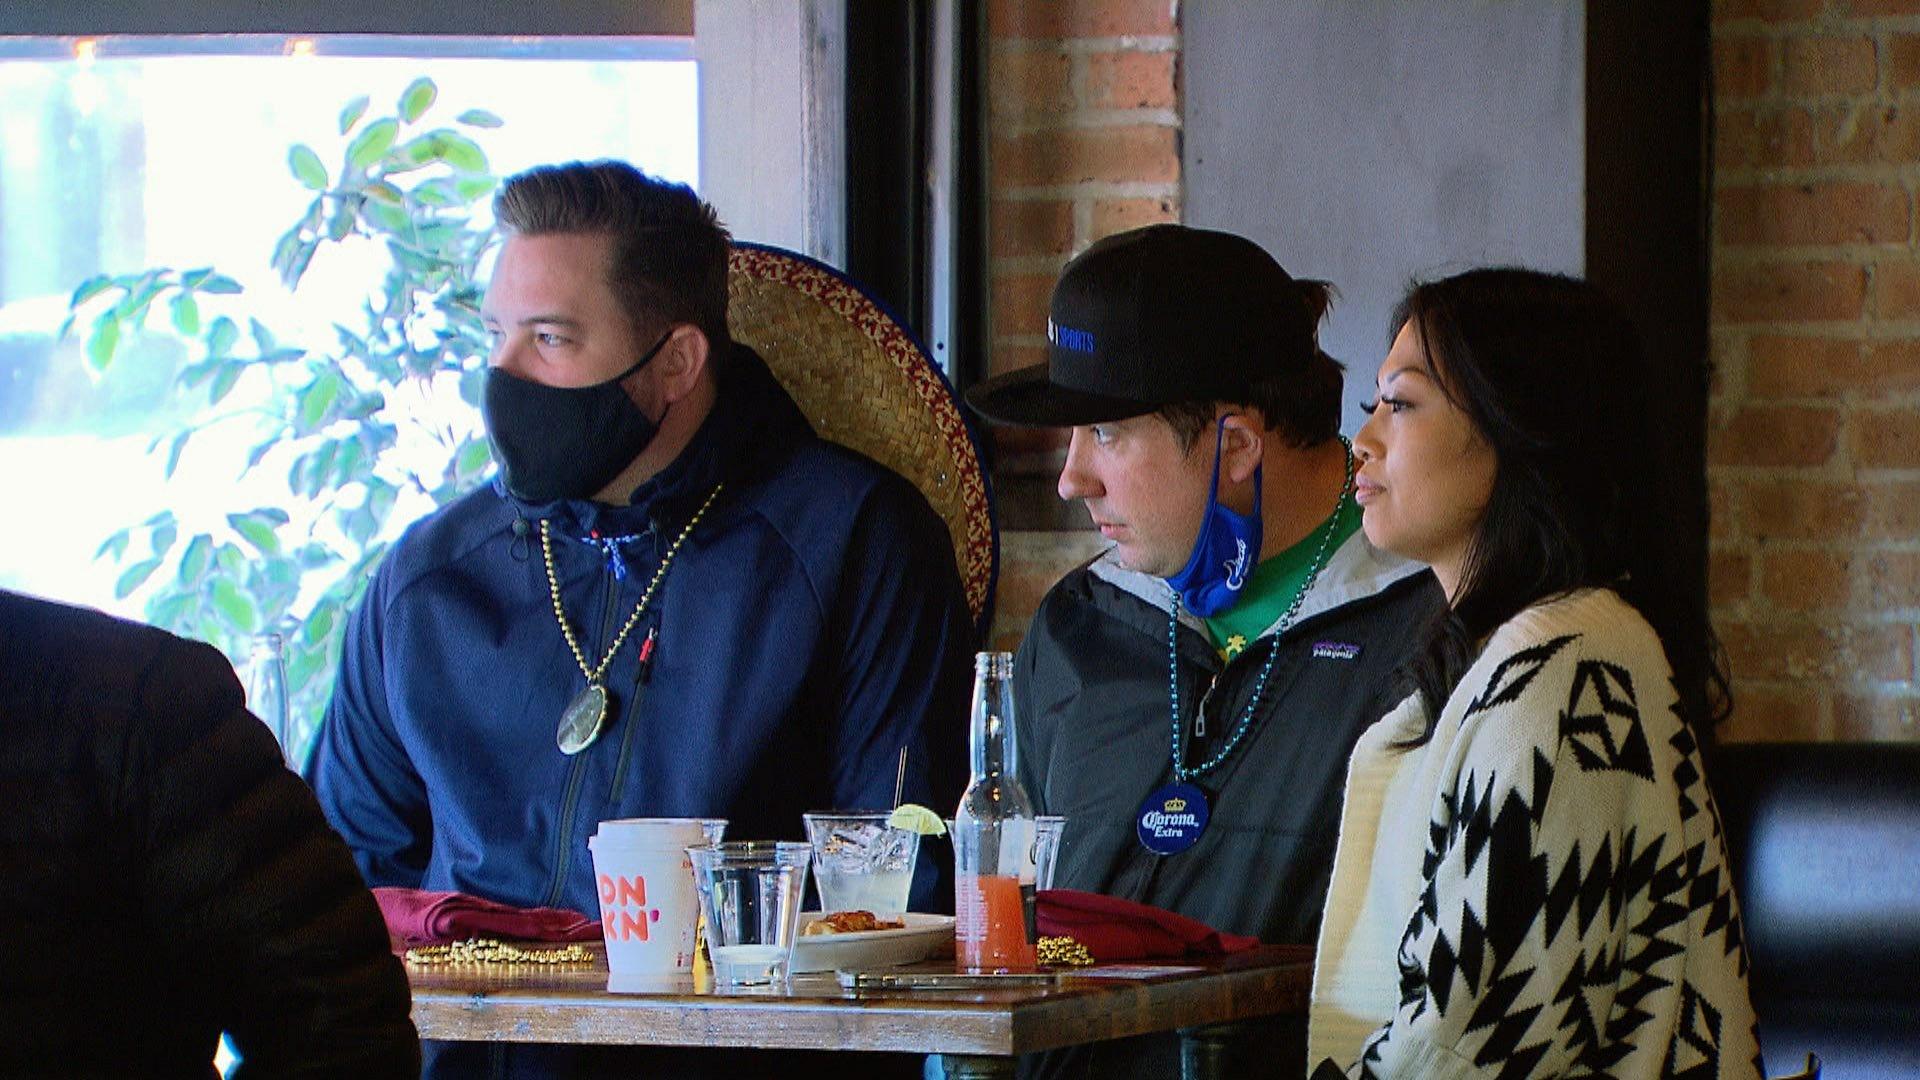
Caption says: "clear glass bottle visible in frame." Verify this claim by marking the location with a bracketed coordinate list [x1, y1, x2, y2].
[247, 631, 294, 769]
[953, 651, 1037, 971]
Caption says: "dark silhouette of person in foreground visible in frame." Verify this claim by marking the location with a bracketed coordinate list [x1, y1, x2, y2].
[0, 589, 419, 1078]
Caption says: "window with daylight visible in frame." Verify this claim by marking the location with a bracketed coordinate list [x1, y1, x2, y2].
[0, 35, 697, 761]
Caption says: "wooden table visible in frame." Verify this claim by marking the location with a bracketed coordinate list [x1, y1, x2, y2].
[408, 943, 1313, 1078]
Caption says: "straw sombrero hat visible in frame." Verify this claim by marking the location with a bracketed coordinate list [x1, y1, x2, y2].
[727, 243, 997, 637]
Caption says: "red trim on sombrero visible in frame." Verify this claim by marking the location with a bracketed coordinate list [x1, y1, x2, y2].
[729, 248, 996, 625]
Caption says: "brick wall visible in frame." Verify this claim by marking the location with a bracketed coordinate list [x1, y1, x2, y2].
[980, 2, 1920, 743]
[1709, 0, 1920, 741]
[985, 0, 1181, 649]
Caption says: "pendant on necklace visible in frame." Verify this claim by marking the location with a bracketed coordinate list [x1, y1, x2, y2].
[1136, 781, 1210, 855]
[557, 683, 610, 755]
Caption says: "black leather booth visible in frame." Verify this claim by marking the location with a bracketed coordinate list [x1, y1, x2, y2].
[1713, 742, 1920, 1080]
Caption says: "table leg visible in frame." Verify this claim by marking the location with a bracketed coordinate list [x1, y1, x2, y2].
[1179, 1021, 1256, 1080]
[933, 1053, 1016, 1079]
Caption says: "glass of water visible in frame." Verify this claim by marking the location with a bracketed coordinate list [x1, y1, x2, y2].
[686, 841, 812, 986]
[803, 811, 921, 919]
[1033, 815, 1066, 891]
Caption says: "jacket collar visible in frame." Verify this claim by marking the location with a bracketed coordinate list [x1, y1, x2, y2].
[1088, 529, 1431, 636]
[494, 343, 813, 539]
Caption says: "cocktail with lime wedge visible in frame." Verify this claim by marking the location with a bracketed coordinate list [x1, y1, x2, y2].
[804, 807, 943, 918]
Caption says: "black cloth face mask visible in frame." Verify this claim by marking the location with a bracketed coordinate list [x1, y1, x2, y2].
[482, 330, 673, 504]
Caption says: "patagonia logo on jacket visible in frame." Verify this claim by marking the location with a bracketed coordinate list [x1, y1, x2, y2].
[1311, 640, 1361, 662]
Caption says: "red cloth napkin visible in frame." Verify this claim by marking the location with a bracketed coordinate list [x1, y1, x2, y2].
[374, 887, 602, 946]
[1036, 888, 1261, 961]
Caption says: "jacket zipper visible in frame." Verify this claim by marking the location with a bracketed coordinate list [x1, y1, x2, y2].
[541, 557, 620, 908]
[1173, 614, 1225, 740]
[1188, 620, 1273, 739]
[1190, 622, 1297, 747]
[1194, 673, 1221, 738]
[605, 624, 650, 806]
[605, 525, 659, 807]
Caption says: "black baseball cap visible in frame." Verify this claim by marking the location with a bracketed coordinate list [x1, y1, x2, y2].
[965, 224, 1321, 427]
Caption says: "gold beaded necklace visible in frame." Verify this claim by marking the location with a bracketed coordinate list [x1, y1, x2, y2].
[404, 937, 593, 967]
[541, 483, 722, 755]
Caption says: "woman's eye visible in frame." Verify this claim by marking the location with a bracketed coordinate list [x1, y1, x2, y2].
[1365, 396, 1409, 415]
[1089, 425, 1114, 445]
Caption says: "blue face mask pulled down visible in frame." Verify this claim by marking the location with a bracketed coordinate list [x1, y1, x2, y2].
[1164, 418, 1262, 617]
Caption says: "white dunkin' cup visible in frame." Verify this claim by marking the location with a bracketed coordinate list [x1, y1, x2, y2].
[588, 818, 726, 989]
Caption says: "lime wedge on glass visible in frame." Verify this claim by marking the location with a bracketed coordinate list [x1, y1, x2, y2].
[888, 803, 948, 836]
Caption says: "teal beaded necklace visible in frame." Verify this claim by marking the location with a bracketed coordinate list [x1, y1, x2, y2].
[1165, 440, 1353, 783]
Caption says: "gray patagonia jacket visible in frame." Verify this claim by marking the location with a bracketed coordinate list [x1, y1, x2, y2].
[1010, 531, 1444, 1080]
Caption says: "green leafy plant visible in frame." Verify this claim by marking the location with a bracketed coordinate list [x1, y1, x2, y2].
[66, 78, 504, 761]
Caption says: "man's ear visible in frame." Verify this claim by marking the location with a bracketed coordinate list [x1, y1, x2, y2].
[650, 324, 712, 406]
[1218, 412, 1265, 486]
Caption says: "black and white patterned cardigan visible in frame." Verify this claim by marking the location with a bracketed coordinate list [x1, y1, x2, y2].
[1308, 588, 1763, 1079]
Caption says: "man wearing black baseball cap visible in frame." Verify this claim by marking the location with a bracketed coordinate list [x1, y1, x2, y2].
[967, 225, 1442, 1080]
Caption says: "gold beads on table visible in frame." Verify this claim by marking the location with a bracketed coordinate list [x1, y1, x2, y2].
[403, 937, 593, 967]
[1036, 936, 1095, 967]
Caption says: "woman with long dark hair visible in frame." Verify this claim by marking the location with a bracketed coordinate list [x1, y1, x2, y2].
[1307, 269, 1760, 1078]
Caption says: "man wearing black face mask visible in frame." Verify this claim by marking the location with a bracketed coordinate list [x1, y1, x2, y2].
[964, 226, 1444, 1080]
[307, 160, 971, 1079]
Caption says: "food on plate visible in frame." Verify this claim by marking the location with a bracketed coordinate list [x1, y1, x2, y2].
[804, 910, 906, 935]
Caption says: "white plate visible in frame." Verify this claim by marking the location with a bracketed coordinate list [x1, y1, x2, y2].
[790, 912, 956, 974]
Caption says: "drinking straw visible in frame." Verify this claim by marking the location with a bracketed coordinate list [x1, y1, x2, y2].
[891, 746, 908, 810]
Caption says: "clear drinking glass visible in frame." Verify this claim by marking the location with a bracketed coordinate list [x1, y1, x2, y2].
[686, 841, 812, 985]
[803, 811, 921, 919]
[1032, 815, 1066, 892]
